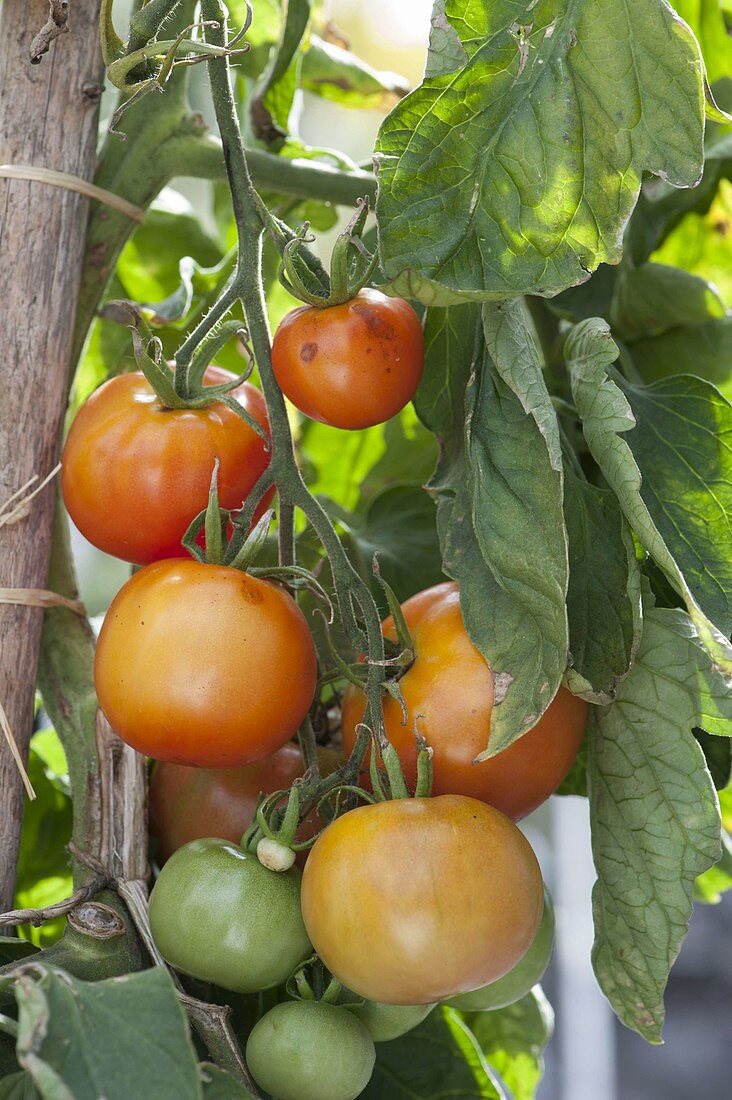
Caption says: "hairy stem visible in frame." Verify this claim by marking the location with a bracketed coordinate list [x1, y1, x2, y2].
[201, 3, 387, 774]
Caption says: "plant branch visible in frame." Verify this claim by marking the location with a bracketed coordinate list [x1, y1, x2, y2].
[200, 5, 388, 779]
[0, 876, 108, 928]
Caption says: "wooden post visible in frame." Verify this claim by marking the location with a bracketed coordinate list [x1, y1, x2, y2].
[0, 0, 103, 909]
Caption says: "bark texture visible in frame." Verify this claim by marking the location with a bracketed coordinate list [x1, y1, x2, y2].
[0, 0, 103, 908]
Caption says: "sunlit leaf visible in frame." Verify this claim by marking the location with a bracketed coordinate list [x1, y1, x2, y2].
[376, 0, 705, 302]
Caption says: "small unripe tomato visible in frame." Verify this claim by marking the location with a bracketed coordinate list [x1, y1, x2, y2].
[446, 887, 555, 1011]
[345, 996, 435, 1042]
[149, 744, 342, 867]
[301, 795, 544, 1005]
[246, 1001, 375, 1100]
[271, 288, 424, 430]
[94, 560, 317, 767]
[148, 838, 311, 993]
[342, 582, 588, 819]
[62, 367, 273, 565]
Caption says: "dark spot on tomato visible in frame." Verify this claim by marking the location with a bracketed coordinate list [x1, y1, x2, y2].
[300, 342, 318, 363]
[352, 303, 396, 340]
[238, 577, 264, 603]
[386, 368, 392, 374]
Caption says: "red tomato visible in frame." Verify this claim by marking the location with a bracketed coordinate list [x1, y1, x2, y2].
[342, 582, 588, 819]
[271, 289, 424, 430]
[149, 744, 343, 867]
[94, 560, 318, 767]
[62, 366, 273, 564]
[301, 795, 544, 1004]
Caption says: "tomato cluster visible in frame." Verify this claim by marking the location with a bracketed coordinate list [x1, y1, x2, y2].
[63, 295, 587, 1100]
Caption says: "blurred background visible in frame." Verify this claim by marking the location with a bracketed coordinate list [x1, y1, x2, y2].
[51, 0, 732, 1096]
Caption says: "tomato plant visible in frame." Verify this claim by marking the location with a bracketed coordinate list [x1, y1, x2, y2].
[245, 1000, 376, 1100]
[62, 367, 272, 564]
[272, 289, 424, 430]
[149, 744, 342, 866]
[342, 581, 589, 818]
[148, 838, 311, 993]
[301, 795, 544, 1004]
[3, 0, 731, 1098]
[94, 559, 318, 767]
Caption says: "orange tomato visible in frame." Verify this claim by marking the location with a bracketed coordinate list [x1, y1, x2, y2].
[271, 289, 424, 430]
[95, 560, 318, 767]
[342, 582, 588, 819]
[62, 366, 272, 564]
[149, 744, 343, 867]
[301, 795, 544, 1004]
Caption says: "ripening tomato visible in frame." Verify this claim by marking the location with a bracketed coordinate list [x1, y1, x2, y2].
[446, 886, 555, 1011]
[246, 1001, 375, 1100]
[271, 288, 424, 430]
[62, 366, 273, 564]
[149, 744, 343, 866]
[301, 795, 544, 1005]
[149, 839, 311, 993]
[94, 560, 318, 767]
[342, 582, 589, 819]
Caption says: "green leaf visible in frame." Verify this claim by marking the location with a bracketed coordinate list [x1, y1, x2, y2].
[695, 829, 732, 903]
[301, 406, 437, 512]
[466, 988, 554, 1100]
[0, 1073, 40, 1100]
[14, 734, 73, 948]
[556, 736, 588, 797]
[199, 1064, 257, 1099]
[14, 967, 202, 1100]
[345, 484, 446, 603]
[375, 0, 705, 303]
[620, 373, 732, 637]
[251, 0, 310, 143]
[563, 472, 641, 702]
[117, 190, 222, 303]
[673, 0, 732, 83]
[425, 302, 569, 757]
[361, 1006, 505, 1099]
[610, 262, 727, 342]
[301, 36, 409, 110]
[630, 316, 732, 402]
[651, 179, 732, 308]
[696, 726, 732, 789]
[589, 605, 732, 1041]
[566, 318, 732, 673]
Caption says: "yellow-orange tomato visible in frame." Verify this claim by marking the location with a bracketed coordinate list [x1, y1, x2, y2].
[271, 289, 424, 430]
[342, 582, 588, 820]
[149, 744, 343, 867]
[94, 560, 317, 767]
[301, 795, 543, 1004]
[62, 366, 273, 564]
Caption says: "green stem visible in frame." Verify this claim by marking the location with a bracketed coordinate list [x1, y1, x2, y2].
[201, 2, 387, 778]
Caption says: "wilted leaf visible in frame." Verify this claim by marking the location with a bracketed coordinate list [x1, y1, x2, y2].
[589, 606, 732, 1041]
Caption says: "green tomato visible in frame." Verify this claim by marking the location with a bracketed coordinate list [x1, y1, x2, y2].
[345, 994, 435, 1042]
[246, 1000, 376, 1100]
[148, 838, 311, 993]
[446, 887, 554, 1012]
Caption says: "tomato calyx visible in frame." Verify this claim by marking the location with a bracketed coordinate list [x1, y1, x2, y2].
[288, 956, 343, 1006]
[277, 199, 379, 309]
[101, 300, 269, 442]
[180, 464, 331, 607]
